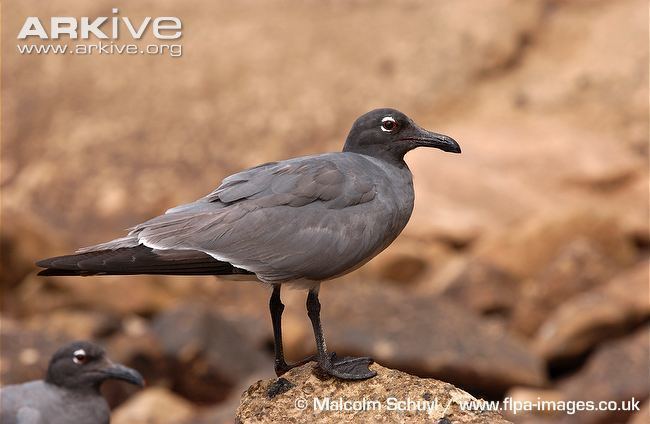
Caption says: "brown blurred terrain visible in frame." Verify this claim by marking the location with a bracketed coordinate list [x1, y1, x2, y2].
[1, 0, 649, 423]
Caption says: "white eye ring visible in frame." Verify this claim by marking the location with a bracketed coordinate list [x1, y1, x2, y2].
[381, 116, 398, 132]
[73, 349, 86, 364]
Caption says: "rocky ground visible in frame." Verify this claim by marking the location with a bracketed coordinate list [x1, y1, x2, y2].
[1, 0, 648, 423]
[236, 363, 511, 424]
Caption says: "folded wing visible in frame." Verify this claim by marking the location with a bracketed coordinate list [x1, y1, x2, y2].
[40, 153, 383, 281]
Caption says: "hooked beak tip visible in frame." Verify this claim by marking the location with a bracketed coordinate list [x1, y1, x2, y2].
[444, 139, 462, 154]
[428, 132, 461, 154]
[102, 363, 145, 387]
[402, 123, 461, 154]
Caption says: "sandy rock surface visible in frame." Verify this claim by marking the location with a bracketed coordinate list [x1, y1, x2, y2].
[237, 363, 511, 423]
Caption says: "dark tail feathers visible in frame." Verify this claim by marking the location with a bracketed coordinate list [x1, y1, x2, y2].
[36, 245, 253, 277]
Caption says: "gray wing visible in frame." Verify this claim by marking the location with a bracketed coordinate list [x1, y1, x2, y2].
[80, 153, 405, 282]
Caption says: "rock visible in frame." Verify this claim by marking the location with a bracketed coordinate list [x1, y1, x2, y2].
[474, 212, 637, 281]
[628, 399, 650, 424]
[373, 252, 429, 284]
[236, 363, 511, 423]
[150, 304, 273, 404]
[356, 240, 453, 290]
[407, 108, 646, 253]
[111, 387, 195, 424]
[557, 326, 649, 424]
[292, 281, 545, 398]
[195, 282, 282, 350]
[0, 318, 67, 385]
[438, 258, 519, 318]
[13, 273, 210, 317]
[23, 310, 121, 340]
[434, 212, 640, 338]
[191, 404, 238, 424]
[504, 0, 648, 136]
[189, 371, 270, 424]
[453, 211, 639, 338]
[534, 261, 650, 364]
[101, 324, 168, 408]
[0, 209, 66, 310]
[510, 238, 639, 337]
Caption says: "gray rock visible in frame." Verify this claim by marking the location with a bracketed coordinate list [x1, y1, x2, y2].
[150, 304, 273, 403]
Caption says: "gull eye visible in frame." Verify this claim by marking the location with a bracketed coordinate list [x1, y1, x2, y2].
[381, 116, 398, 132]
[72, 349, 87, 365]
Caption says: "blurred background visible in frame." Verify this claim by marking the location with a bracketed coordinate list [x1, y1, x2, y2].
[2, 0, 648, 423]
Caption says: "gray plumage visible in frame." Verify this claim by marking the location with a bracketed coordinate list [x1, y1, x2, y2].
[77, 153, 413, 284]
[0, 342, 144, 424]
[36, 108, 459, 285]
[0, 381, 110, 424]
[36, 108, 460, 380]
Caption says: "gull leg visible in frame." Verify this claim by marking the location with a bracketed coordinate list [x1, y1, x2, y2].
[306, 287, 377, 380]
[270, 284, 314, 376]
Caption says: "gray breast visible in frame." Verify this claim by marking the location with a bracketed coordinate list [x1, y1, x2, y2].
[267, 154, 415, 283]
[0, 381, 110, 424]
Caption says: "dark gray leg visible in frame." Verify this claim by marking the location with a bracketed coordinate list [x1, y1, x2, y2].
[306, 287, 377, 380]
[270, 285, 314, 376]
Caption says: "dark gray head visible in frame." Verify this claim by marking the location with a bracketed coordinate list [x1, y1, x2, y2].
[45, 341, 144, 392]
[343, 108, 461, 163]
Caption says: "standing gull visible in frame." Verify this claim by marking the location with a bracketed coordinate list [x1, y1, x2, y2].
[0, 341, 144, 424]
[36, 108, 461, 380]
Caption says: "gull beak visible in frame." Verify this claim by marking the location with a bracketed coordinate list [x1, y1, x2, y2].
[101, 362, 145, 387]
[402, 124, 461, 154]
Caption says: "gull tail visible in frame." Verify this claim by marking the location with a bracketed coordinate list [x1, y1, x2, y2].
[35, 245, 253, 277]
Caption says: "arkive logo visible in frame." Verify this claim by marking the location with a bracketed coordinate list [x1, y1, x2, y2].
[17, 8, 182, 40]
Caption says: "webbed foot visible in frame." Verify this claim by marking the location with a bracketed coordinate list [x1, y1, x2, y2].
[317, 353, 377, 380]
